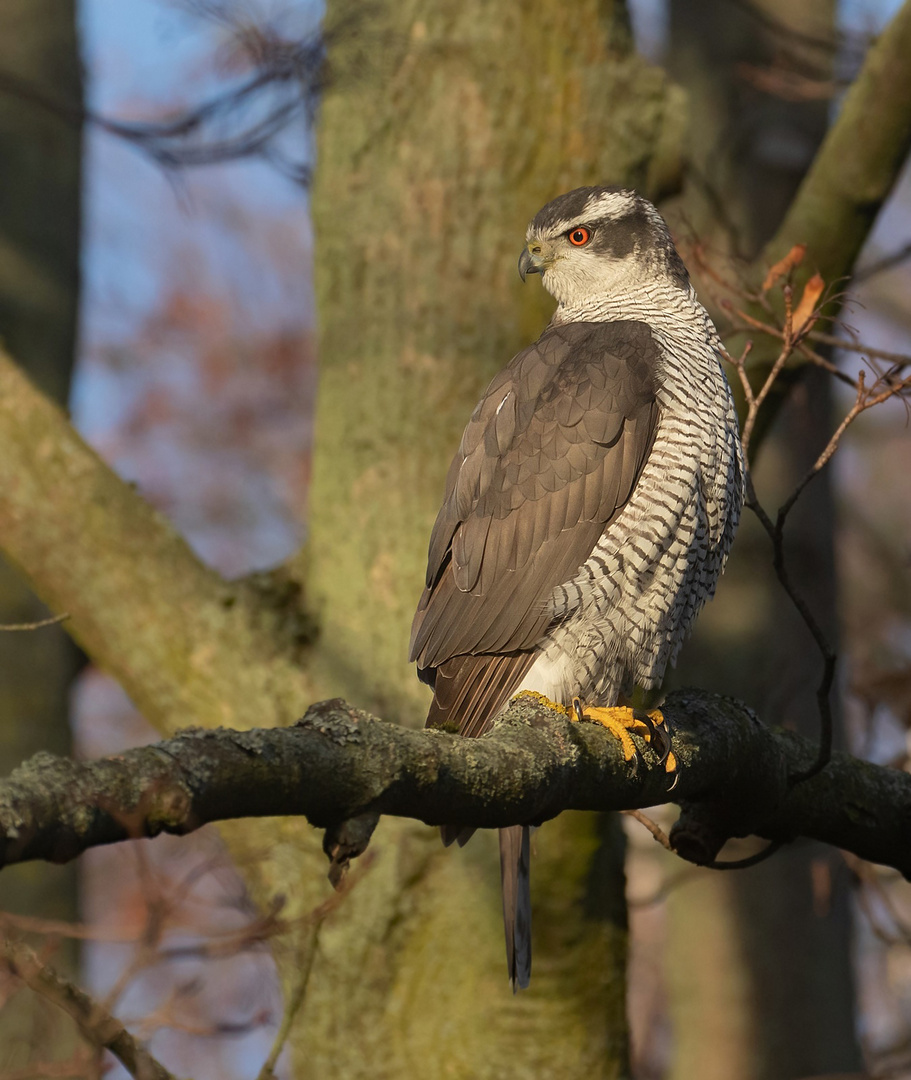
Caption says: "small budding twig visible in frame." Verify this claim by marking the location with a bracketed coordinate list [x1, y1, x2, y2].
[0, 613, 69, 632]
[717, 265, 911, 791]
[808, 329, 911, 369]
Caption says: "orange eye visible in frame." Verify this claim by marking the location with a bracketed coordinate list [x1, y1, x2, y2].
[568, 226, 591, 246]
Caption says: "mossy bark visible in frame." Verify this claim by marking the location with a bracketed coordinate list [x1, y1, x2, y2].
[298, 2, 683, 1074]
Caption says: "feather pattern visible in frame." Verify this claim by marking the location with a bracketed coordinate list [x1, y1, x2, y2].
[410, 320, 661, 686]
[411, 186, 744, 990]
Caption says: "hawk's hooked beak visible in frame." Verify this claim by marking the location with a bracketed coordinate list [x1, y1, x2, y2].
[518, 243, 549, 282]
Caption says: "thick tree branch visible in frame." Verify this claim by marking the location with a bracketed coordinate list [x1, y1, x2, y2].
[0, 346, 314, 736]
[764, 0, 911, 282]
[2, 691, 909, 879]
[736, 0, 911, 425]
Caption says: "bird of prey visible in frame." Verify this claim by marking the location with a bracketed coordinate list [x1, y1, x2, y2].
[410, 186, 743, 990]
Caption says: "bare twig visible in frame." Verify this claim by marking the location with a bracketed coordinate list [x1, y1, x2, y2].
[780, 370, 911, 526]
[0, 937, 176, 1080]
[623, 810, 674, 852]
[0, 17, 325, 185]
[807, 330, 911, 370]
[717, 258, 911, 790]
[256, 923, 320, 1080]
[705, 841, 784, 870]
[624, 809, 784, 871]
[0, 613, 69, 632]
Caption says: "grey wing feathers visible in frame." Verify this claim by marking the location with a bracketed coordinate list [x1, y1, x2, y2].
[410, 321, 661, 711]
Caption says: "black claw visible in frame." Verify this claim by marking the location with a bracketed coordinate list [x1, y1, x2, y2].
[666, 768, 680, 793]
[634, 708, 673, 766]
[636, 708, 659, 743]
[572, 696, 585, 723]
[656, 734, 672, 768]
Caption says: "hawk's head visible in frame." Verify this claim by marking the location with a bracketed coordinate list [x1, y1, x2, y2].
[519, 186, 689, 307]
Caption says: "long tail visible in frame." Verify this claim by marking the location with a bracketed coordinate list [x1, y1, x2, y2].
[499, 825, 531, 991]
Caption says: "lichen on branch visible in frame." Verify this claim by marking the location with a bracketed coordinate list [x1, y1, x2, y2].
[2, 690, 910, 880]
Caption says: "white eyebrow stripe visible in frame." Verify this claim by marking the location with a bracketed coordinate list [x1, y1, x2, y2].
[527, 192, 640, 241]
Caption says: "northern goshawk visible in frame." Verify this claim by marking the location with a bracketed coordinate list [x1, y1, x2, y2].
[410, 186, 744, 990]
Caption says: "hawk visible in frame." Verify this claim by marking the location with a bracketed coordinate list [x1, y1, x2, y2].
[410, 186, 743, 990]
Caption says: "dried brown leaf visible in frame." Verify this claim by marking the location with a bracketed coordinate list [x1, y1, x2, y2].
[792, 272, 825, 335]
[762, 244, 806, 292]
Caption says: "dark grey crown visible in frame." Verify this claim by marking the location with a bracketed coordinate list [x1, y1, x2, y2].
[529, 186, 689, 290]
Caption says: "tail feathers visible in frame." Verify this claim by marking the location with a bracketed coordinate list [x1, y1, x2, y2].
[425, 651, 536, 738]
[499, 825, 531, 991]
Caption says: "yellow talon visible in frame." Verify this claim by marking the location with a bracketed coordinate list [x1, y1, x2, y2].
[571, 699, 678, 785]
[572, 701, 641, 763]
[515, 691, 678, 785]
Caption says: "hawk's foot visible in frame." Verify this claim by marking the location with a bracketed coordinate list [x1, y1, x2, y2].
[571, 698, 677, 788]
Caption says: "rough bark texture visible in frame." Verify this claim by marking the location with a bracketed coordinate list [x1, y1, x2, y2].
[298, 3, 684, 1076]
[2, 691, 911, 877]
[0, 0, 83, 1060]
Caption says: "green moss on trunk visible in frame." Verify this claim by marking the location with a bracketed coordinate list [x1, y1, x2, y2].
[297, 1, 684, 1074]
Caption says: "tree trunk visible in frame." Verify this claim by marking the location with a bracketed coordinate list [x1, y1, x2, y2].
[0, 0, 83, 1063]
[295, 1, 684, 1074]
[663, 3, 861, 1076]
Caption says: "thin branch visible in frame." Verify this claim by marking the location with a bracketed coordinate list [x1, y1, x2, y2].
[742, 475, 837, 786]
[807, 330, 911, 370]
[0, 19, 325, 185]
[705, 841, 784, 870]
[0, 613, 69, 632]
[854, 241, 911, 283]
[779, 370, 911, 525]
[256, 923, 320, 1080]
[719, 275, 911, 790]
[624, 809, 783, 871]
[0, 938, 176, 1080]
[732, 308, 911, 374]
[623, 810, 673, 852]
